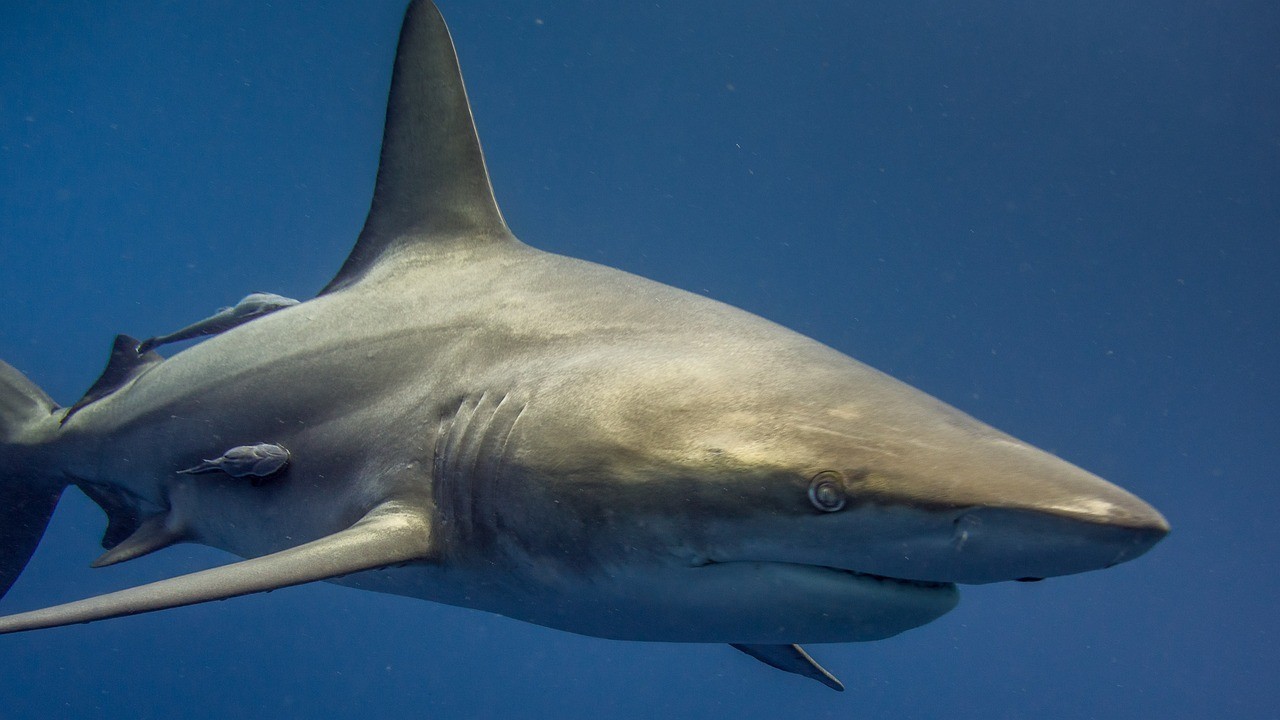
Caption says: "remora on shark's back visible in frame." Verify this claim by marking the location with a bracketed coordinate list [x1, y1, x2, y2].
[0, 0, 1167, 691]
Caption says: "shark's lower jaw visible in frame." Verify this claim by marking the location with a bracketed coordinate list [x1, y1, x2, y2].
[644, 560, 963, 644]
[404, 558, 963, 646]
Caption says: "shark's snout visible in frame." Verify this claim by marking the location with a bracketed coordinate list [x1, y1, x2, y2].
[800, 434, 1171, 586]
[939, 500, 1169, 584]
[923, 434, 1170, 584]
[788, 391, 1173, 585]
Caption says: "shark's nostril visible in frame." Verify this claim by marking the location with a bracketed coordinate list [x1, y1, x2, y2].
[952, 512, 981, 551]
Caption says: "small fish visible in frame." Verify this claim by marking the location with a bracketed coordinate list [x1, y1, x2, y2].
[138, 292, 300, 353]
[178, 443, 291, 485]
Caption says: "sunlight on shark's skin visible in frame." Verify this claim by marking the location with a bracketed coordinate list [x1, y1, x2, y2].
[0, 0, 1167, 692]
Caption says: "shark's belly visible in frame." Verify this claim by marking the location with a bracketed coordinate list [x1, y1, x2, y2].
[333, 558, 957, 644]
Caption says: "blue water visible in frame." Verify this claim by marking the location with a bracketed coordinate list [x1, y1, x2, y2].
[1, 1, 1275, 718]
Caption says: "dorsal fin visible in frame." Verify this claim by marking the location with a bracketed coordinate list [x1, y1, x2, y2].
[322, 0, 513, 294]
[61, 335, 163, 425]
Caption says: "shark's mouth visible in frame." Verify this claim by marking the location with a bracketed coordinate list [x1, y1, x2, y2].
[835, 567, 955, 591]
[703, 559, 958, 594]
[785, 563, 959, 596]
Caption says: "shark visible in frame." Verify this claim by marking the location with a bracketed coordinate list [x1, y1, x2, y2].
[0, 0, 1168, 691]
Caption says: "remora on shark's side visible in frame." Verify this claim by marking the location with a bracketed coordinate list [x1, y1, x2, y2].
[0, 0, 1167, 691]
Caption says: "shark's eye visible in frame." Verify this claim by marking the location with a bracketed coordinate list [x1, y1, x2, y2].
[808, 472, 846, 512]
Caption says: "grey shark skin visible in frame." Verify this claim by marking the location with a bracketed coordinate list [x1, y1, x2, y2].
[0, 0, 1168, 691]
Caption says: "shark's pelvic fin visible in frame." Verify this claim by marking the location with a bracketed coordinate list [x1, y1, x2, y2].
[89, 514, 188, 569]
[61, 335, 162, 426]
[0, 501, 434, 635]
[322, 0, 514, 295]
[78, 482, 145, 552]
[731, 643, 845, 692]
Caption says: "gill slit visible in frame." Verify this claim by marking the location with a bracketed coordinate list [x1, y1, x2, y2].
[433, 391, 527, 553]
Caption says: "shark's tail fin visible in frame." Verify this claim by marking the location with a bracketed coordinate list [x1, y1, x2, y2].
[0, 361, 65, 599]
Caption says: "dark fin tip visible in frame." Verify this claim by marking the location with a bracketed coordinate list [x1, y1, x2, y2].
[0, 487, 65, 599]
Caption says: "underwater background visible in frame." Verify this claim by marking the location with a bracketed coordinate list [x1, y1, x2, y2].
[0, 1, 1275, 718]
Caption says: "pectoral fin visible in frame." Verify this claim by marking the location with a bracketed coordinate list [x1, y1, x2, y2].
[0, 501, 433, 634]
[731, 643, 844, 692]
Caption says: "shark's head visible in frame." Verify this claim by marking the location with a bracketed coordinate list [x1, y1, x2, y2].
[490, 302, 1169, 644]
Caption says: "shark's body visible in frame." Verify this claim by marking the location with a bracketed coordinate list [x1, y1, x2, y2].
[0, 1, 1167, 691]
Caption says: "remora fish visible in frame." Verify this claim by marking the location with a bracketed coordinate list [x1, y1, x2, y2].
[0, 0, 1167, 691]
